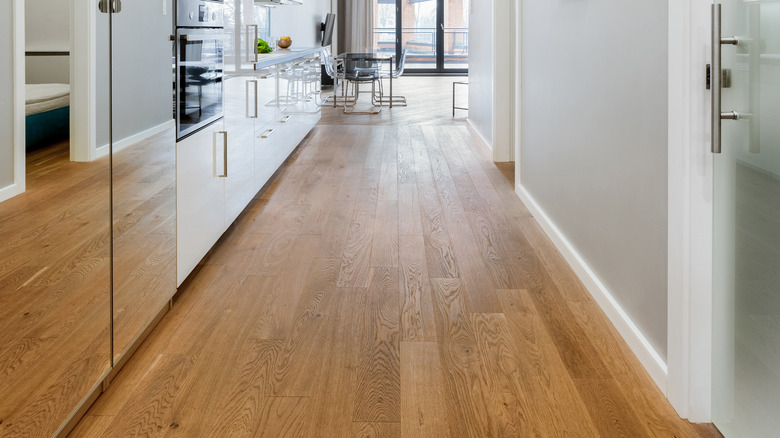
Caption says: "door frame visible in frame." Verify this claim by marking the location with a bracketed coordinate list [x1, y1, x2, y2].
[5, 0, 26, 203]
[666, 0, 714, 422]
[70, 0, 98, 162]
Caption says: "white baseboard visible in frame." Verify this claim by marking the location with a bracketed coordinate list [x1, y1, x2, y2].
[466, 119, 494, 159]
[0, 184, 23, 204]
[96, 119, 175, 158]
[515, 183, 668, 394]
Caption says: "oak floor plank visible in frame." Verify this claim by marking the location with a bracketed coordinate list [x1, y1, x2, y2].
[468, 313, 540, 436]
[370, 200, 399, 268]
[353, 268, 401, 423]
[98, 354, 199, 437]
[269, 257, 341, 396]
[399, 235, 437, 342]
[429, 278, 494, 437]
[378, 127, 399, 202]
[301, 288, 365, 438]
[400, 342, 451, 437]
[337, 209, 375, 288]
[67, 415, 113, 438]
[397, 183, 423, 236]
[568, 300, 702, 437]
[256, 235, 320, 340]
[573, 378, 653, 437]
[253, 397, 309, 438]
[352, 422, 402, 438]
[495, 289, 600, 436]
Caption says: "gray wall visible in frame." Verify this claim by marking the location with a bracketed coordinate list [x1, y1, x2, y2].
[467, 0, 492, 146]
[110, 0, 174, 144]
[1, 3, 15, 189]
[25, 0, 70, 84]
[272, 0, 332, 48]
[521, 1, 669, 358]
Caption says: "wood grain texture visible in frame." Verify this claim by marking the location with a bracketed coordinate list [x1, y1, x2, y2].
[398, 235, 436, 342]
[71, 78, 717, 437]
[400, 342, 451, 438]
[0, 139, 112, 438]
[352, 268, 401, 422]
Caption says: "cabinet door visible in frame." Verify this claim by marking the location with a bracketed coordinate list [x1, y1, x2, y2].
[224, 76, 257, 225]
[239, 0, 259, 71]
[176, 122, 226, 285]
[255, 69, 278, 191]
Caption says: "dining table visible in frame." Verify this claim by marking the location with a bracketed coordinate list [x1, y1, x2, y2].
[336, 52, 395, 112]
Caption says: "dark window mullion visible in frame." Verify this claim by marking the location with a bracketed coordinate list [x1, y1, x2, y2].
[436, 0, 444, 71]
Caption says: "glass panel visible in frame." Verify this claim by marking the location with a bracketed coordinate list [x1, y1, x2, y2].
[713, 1, 780, 435]
[443, 0, 468, 70]
[111, 0, 177, 362]
[0, 2, 111, 435]
[373, 0, 397, 58]
[401, 0, 437, 70]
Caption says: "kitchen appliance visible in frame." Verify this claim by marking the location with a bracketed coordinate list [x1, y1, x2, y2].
[174, 0, 225, 141]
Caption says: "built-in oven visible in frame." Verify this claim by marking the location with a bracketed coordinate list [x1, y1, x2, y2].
[174, 0, 225, 141]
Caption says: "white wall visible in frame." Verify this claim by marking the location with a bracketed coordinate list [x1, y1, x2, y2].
[520, 0, 669, 362]
[25, 0, 70, 84]
[1, 2, 15, 189]
[271, 0, 332, 48]
[467, 0, 493, 147]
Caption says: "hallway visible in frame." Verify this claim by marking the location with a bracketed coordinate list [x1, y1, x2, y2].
[72, 79, 717, 437]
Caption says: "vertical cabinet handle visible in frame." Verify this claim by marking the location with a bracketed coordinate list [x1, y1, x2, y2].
[246, 25, 259, 63]
[246, 80, 258, 118]
[711, 4, 740, 154]
[214, 131, 228, 178]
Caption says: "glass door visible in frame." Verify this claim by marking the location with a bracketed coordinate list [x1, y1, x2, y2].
[373, 0, 468, 74]
[712, 1, 780, 435]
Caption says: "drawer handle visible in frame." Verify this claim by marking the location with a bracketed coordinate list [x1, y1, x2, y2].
[279, 115, 291, 123]
[246, 80, 258, 119]
[214, 131, 228, 178]
[260, 128, 275, 139]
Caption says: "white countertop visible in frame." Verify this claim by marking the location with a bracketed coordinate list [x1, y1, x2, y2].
[254, 47, 322, 69]
[225, 47, 322, 78]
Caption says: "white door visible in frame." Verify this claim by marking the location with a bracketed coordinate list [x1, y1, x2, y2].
[711, 1, 780, 435]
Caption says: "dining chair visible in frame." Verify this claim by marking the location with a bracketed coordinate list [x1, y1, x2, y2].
[341, 53, 382, 114]
[375, 48, 408, 106]
[320, 47, 355, 107]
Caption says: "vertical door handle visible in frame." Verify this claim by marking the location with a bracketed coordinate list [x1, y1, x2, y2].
[112, 0, 122, 13]
[214, 131, 228, 178]
[246, 80, 258, 118]
[711, 4, 740, 154]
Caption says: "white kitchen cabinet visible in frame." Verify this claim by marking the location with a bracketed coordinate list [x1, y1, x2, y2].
[254, 68, 279, 190]
[224, 76, 258, 225]
[177, 51, 321, 285]
[177, 121, 226, 285]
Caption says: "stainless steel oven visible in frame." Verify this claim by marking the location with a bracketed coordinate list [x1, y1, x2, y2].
[174, 0, 225, 141]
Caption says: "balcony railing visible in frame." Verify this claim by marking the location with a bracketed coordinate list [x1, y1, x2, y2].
[373, 26, 468, 67]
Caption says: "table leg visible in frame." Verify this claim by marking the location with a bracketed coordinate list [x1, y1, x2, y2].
[389, 59, 393, 109]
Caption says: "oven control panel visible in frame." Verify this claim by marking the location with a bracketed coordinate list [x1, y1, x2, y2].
[176, 0, 224, 28]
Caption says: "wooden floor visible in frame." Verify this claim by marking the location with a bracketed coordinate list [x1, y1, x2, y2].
[72, 77, 722, 437]
[0, 140, 112, 438]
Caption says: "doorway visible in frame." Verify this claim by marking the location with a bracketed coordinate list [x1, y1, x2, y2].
[373, 0, 469, 74]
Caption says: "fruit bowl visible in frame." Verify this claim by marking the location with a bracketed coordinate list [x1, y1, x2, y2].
[277, 39, 292, 49]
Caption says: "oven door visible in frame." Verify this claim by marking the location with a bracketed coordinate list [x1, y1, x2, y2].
[175, 28, 225, 141]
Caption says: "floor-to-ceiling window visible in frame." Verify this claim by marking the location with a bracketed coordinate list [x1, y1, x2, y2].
[373, 0, 468, 74]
